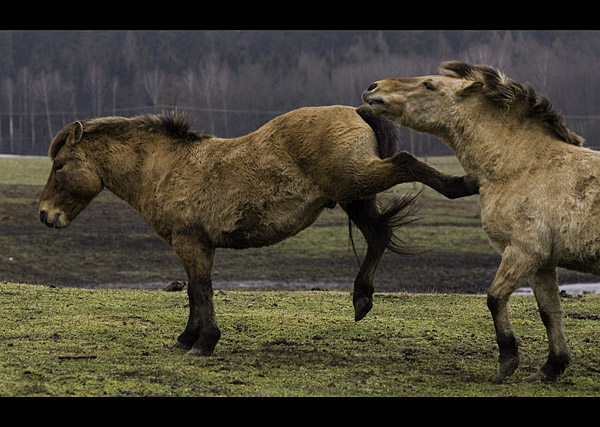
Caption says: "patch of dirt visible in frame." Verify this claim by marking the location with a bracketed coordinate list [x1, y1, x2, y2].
[566, 312, 600, 321]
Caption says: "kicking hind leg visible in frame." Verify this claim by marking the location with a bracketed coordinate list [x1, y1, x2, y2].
[333, 151, 478, 202]
[355, 106, 479, 199]
[525, 268, 570, 382]
[389, 152, 479, 199]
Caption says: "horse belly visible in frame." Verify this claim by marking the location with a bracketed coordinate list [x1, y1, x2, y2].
[555, 212, 600, 275]
[216, 194, 332, 249]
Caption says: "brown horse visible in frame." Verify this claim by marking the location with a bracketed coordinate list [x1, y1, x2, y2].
[363, 61, 595, 383]
[39, 105, 477, 356]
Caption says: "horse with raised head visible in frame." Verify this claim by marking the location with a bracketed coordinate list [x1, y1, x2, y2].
[39, 105, 478, 357]
[362, 61, 596, 383]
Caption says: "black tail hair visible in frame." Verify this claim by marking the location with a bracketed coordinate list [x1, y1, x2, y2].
[346, 194, 423, 264]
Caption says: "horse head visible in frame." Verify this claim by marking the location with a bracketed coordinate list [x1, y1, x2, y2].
[39, 121, 104, 229]
[362, 73, 483, 136]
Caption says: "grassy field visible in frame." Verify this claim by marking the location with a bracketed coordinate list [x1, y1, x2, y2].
[1, 282, 599, 397]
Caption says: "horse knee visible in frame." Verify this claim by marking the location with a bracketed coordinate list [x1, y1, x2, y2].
[486, 293, 504, 317]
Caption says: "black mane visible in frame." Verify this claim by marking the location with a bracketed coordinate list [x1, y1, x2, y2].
[49, 111, 211, 160]
[136, 111, 211, 143]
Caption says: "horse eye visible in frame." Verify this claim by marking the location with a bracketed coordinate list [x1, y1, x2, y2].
[423, 81, 435, 91]
[54, 162, 64, 172]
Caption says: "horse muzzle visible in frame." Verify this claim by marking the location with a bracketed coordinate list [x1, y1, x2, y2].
[39, 208, 69, 229]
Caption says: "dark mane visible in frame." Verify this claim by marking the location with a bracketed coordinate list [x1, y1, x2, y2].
[49, 111, 211, 160]
[84, 111, 211, 143]
[440, 61, 584, 146]
[48, 111, 211, 160]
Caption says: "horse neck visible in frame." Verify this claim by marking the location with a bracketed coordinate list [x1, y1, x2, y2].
[443, 106, 538, 185]
[89, 135, 156, 211]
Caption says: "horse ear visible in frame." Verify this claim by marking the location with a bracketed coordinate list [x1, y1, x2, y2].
[71, 121, 83, 143]
[458, 81, 483, 97]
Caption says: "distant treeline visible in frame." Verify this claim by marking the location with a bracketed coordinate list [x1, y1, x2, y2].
[1, 30, 600, 156]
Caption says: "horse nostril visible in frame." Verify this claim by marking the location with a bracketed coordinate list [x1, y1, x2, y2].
[40, 210, 48, 225]
[367, 83, 378, 92]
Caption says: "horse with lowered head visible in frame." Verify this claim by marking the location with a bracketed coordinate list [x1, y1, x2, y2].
[39, 105, 478, 356]
[363, 61, 594, 383]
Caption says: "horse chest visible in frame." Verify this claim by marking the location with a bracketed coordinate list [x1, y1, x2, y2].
[479, 186, 537, 250]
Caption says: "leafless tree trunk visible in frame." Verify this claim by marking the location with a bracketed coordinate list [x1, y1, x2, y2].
[2, 77, 14, 152]
[143, 67, 163, 110]
[196, 54, 230, 136]
[37, 71, 56, 142]
[111, 77, 119, 116]
[86, 62, 106, 117]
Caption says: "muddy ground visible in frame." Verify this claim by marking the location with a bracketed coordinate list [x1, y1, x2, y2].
[1, 185, 597, 293]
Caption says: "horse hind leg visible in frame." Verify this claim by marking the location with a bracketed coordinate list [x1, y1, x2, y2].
[344, 194, 420, 321]
[343, 152, 478, 202]
[525, 268, 571, 382]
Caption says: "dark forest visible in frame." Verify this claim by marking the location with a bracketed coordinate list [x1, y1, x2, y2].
[1, 30, 600, 156]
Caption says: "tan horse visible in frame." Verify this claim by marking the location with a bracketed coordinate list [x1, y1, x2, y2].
[362, 61, 595, 383]
[39, 105, 477, 356]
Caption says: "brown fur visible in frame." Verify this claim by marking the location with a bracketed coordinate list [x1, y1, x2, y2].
[39, 105, 478, 356]
[363, 61, 595, 384]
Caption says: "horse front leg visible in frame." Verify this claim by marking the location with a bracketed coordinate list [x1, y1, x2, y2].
[526, 268, 571, 382]
[391, 152, 479, 199]
[486, 245, 535, 384]
[171, 236, 221, 356]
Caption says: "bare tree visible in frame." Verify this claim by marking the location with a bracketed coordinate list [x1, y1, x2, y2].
[195, 54, 231, 135]
[462, 31, 514, 71]
[17, 67, 36, 153]
[36, 70, 60, 142]
[86, 62, 106, 117]
[2, 77, 14, 152]
[143, 67, 163, 109]
[111, 77, 119, 116]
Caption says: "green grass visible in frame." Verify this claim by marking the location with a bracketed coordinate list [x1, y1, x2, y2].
[1, 282, 599, 397]
[0, 156, 50, 187]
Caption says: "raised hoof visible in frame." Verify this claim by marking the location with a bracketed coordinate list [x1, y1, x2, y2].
[354, 296, 373, 321]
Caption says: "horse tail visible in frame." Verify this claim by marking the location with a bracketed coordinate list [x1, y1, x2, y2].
[346, 194, 424, 262]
